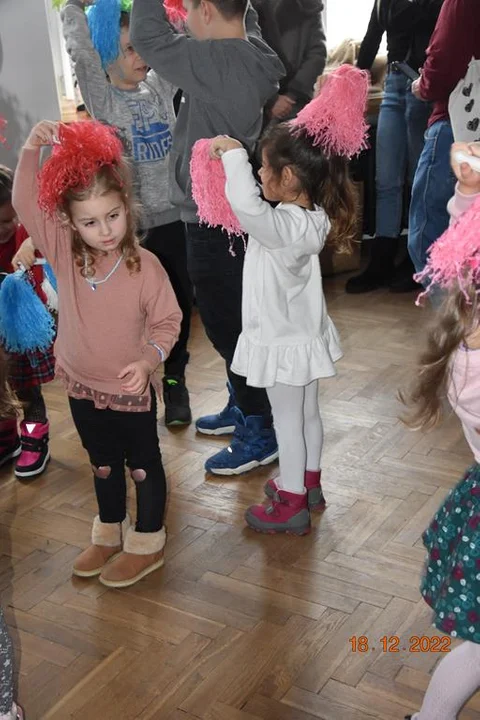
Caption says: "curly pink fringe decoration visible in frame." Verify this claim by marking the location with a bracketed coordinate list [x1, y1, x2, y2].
[415, 194, 480, 303]
[293, 64, 370, 159]
[164, 0, 186, 25]
[0, 116, 7, 145]
[190, 139, 244, 239]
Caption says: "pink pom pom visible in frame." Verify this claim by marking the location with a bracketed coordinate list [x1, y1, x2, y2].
[164, 0, 186, 25]
[416, 194, 480, 302]
[0, 116, 7, 145]
[293, 64, 370, 158]
[190, 139, 244, 238]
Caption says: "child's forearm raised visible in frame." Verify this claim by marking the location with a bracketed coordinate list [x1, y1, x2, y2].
[61, 0, 111, 118]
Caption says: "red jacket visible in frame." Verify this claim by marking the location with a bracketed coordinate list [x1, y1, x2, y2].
[419, 0, 480, 127]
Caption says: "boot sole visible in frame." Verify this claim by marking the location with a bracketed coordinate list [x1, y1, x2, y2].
[246, 522, 311, 536]
[72, 550, 123, 578]
[99, 557, 165, 588]
[15, 452, 50, 478]
[196, 425, 236, 436]
[166, 419, 192, 427]
[0, 445, 22, 468]
[207, 450, 279, 476]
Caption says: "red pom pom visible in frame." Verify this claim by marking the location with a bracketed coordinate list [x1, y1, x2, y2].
[164, 0, 186, 25]
[38, 121, 123, 215]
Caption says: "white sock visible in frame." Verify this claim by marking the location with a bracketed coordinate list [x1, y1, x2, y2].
[415, 641, 480, 719]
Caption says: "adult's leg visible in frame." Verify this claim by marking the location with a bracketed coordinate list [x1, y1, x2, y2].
[408, 120, 455, 274]
[389, 88, 432, 292]
[346, 72, 408, 293]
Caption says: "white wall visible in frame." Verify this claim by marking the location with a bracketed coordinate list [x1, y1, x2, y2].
[0, 0, 60, 169]
[324, 0, 386, 51]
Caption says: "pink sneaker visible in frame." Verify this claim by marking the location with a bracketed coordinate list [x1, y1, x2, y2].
[15, 421, 50, 479]
[0, 419, 21, 468]
[264, 470, 326, 512]
[245, 488, 310, 535]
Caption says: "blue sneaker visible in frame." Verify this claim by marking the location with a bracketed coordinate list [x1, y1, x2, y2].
[205, 414, 278, 476]
[196, 382, 242, 436]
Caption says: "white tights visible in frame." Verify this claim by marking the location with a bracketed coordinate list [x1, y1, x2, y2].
[413, 641, 480, 719]
[266, 380, 323, 493]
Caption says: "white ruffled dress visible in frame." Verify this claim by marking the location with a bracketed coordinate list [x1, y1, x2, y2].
[222, 148, 342, 389]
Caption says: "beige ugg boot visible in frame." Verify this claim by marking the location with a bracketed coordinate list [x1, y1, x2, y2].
[73, 515, 130, 578]
[99, 526, 166, 588]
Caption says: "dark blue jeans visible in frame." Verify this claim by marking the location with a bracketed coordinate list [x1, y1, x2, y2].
[408, 120, 456, 274]
[185, 223, 271, 421]
[376, 71, 432, 238]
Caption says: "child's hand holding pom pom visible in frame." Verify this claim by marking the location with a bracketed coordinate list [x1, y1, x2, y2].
[190, 138, 245, 238]
[25, 121, 60, 150]
[209, 136, 243, 159]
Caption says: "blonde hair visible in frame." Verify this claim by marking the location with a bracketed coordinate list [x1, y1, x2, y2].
[400, 284, 479, 430]
[58, 159, 141, 278]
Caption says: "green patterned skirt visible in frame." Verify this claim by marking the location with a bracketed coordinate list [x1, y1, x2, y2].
[421, 463, 480, 642]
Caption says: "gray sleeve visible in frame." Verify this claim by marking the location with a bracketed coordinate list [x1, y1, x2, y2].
[61, 0, 112, 119]
[286, 16, 327, 101]
[130, 0, 230, 99]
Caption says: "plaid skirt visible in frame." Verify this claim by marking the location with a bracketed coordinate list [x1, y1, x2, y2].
[7, 347, 55, 391]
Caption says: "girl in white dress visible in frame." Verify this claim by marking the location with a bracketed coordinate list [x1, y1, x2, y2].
[209, 65, 369, 535]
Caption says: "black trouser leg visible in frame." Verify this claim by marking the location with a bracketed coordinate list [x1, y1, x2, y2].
[185, 222, 271, 421]
[145, 221, 193, 378]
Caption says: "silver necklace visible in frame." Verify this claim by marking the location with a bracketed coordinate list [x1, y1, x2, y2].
[84, 253, 124, 291]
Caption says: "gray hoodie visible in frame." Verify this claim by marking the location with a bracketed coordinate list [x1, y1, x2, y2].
[130, 0, 285, 223]
[62, 0, 180, 229]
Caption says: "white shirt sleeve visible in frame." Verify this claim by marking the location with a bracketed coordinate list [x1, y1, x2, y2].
[221, 148, 328, 254]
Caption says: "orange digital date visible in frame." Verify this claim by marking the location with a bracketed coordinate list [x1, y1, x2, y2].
[349, 635, 451, 653]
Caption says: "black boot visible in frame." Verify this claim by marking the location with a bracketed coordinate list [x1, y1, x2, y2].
[162, 376, 192, 427]
[389, 254, 422, 293]
[345, 236, 398, 294]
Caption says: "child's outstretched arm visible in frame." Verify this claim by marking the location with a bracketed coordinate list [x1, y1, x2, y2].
[210, 136, 329, 253]
[12, 123, 62, 268]
[61, 0, 112, 120]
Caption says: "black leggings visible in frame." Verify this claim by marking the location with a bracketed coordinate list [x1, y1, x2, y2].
[69, 388, 166, 533]
[17, 386, 47, 423]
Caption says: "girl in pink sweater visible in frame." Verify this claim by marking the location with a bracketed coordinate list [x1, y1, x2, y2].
[13, 120, 181, 589]
[402, 142, 480, 719]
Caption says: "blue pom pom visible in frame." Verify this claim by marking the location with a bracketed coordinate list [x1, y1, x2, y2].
[87, 0, 122, 70]
[0, 271, 55, 353]
[44, 263, 57, 293]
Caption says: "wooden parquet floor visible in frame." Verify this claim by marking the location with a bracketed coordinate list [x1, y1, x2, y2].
[2, 276, 480, 719]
